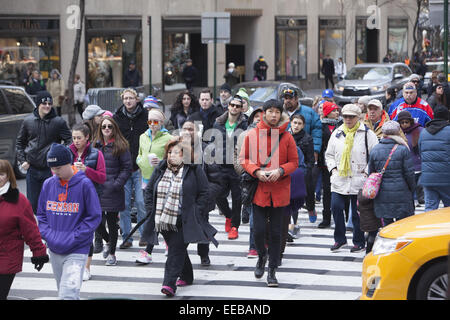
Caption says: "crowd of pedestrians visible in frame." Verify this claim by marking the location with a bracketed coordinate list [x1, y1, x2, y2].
[1, 69, 449, 299]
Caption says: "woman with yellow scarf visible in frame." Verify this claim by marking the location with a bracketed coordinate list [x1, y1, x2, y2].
[325, 104, 379, 253]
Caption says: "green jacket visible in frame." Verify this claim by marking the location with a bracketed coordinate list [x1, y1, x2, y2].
[136, 129, 173, 181]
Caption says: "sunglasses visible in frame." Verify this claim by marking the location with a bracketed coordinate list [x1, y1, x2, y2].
[229, 103, 242, 109]
[283, 88, 295, 95]
[101, 124, 114, 130]
[147, 120, 160, 125]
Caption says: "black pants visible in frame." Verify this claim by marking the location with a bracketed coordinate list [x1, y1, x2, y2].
[74, 103, 84, 117]
[161, 225, 193, 292]
[325, 75, 334, 89]
[0, 274, 15, 300]
[319, 166, 332, 223]
[213, 167, 242, 229]
[97, 212, 119, 255]
[305, 166, 320, 212]
[253, 204, 283, 269]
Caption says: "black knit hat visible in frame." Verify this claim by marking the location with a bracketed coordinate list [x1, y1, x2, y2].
[36, 90, 53, 106]
[47, 143, 73, 168]
[263, 99, 283, 113]
[220, 83, 231, 93]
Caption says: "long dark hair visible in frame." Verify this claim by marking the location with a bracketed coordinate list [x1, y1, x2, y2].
[95, 116, 129, 157]
[170, 90, 200, 115]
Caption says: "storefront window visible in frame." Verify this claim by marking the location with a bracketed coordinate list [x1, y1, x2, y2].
[388, 19, 408, 62]
[356, 18, 367, 64]
[86, 19, 142, 89]
[275, 18, 307, 80]
[0, 18, 60, 86]
[319, 18, 345, 78]
[163, 32, 190, 90]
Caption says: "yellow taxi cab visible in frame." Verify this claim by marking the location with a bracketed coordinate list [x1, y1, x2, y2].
[361, 207, 449, 300]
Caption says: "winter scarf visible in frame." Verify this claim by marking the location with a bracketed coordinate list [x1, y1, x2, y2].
[0, 181, 10, 196]
[338, 124, 359, 177]
[154, 166, 184, 232]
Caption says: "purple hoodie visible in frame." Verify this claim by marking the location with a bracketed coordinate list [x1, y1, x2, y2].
[36, 171, 102, 255]
[402, 123, 423, 172]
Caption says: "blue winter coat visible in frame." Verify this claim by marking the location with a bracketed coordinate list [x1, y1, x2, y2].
[290, 105, 322, 153]
[368, 138, 416, 219]
[418, 120, 450, 187]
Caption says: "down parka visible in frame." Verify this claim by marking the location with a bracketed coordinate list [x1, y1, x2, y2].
[0, 187, 47, 274]
[141, 161, 218, 247]
[94, 140, 132, 212]
[325, 122, 379, 195]
[239, 113, 299, 208]
[368, 138, 416, 219]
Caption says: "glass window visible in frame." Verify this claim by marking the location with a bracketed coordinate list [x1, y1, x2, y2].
[162, 32, 190, 90]
[0, 18, 60, 86]
[319, 18, 346, 79]
[275, 17, 307, 80]
[356, 18, 367, 64]
[0, 87, 34, 114]
[86, 19, 142, 89]
[346, 66, 392, 80]
[388, 19, 408, 62]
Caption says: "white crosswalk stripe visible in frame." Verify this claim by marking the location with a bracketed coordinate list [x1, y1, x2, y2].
[8, 202, 433, 300]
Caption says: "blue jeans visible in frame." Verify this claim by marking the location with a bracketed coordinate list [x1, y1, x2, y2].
[49, 250, 88, 300]
[248, 205, 256, 250]
[26, 166, 52, 214]
[119, 170, 146, 243]
[424, 186, 450, 212]
[331, 192, 365, 247]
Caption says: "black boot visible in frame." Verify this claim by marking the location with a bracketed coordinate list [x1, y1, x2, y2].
[267, 267, 278, 287]
[254, 254, 267, 279]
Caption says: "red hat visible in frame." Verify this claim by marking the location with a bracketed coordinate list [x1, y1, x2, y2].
[322, 101, 339, 117]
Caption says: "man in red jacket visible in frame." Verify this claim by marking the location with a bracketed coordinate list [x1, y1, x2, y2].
[240, 99, 298, 287]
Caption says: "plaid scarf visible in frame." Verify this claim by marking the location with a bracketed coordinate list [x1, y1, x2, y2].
[154, 166, 184, 232]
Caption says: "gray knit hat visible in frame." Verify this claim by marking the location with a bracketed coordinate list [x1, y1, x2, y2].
[82, 105, 105, 120]
[382, 120, 401, 135]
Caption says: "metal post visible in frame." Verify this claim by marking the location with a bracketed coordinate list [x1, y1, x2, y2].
[444, 0, 449, 77]
[214, 17, 217, 101]
[148, 17, 152, 95]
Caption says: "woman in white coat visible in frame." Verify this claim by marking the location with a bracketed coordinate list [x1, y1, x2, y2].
[325, 104, 378, 252]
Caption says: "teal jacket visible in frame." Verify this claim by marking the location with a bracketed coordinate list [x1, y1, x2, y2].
[291, 105, 322, 154]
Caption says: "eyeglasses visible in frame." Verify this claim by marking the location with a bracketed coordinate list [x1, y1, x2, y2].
[147, 120, 160, 125]
[229, 103, 242, 109]
[101, 124, 113, 129]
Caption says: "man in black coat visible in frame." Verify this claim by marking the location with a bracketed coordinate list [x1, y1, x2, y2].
[113, 88, 149, 248]
[182, 59, 198, 90]
[206, 95, 248, 241]
[187, 88, 223, 141]
[321, 54, 335, 89]
[253, 56, 268, 81]
[123, 60, 142, 88]
[16, 91, 72, 214]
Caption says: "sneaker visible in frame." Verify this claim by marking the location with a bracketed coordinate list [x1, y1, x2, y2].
[318, 220, 331, 229]
[136, 250, 152, 264]
[350, 245, 365, 253]
[286, 232, 294, 243]
[330, 242, 347, 252]
[176, 279, 190, 287]
[83, 268, 91, 281]
[93, 240, 103, 254]
[200, 256, 211, 266]
[228, 227, 239, 240]
[161, 285, 175, 297]
[225, 218, 232, 233]
[308, 210, 317, 223]
[105, 254, 117, 266]
[119, 241, 132, 249]
[102, 243, 110, 259]
[247, 249, 258, 258]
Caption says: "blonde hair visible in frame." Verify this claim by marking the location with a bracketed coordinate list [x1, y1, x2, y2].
[121, 88, 138, 99]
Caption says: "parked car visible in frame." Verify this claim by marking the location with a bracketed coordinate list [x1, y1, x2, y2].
[361, 207, 449, 300]
[423, 60, 450, 94]
[231, 81, 314, 107]
[334, 63, 413, 106]
[0, 85, 36, 179]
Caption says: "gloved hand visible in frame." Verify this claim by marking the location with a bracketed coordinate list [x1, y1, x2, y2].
[31, 255, 49, 271]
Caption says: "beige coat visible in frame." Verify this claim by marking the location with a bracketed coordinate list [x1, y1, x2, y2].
[325, 122, 379, 195]
[47, 78, 65, 107]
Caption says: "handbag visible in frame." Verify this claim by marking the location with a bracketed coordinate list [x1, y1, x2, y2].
[240, 133, 283, 206]
[362, 144, 398, 199]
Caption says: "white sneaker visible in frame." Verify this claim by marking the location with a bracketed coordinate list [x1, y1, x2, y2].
[83, 268, 91, 281]
[136, 250, 152, 264]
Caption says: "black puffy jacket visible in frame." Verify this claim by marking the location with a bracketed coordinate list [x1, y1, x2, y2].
[113, 104, 148, 172]
[16, 108, 72, 169]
